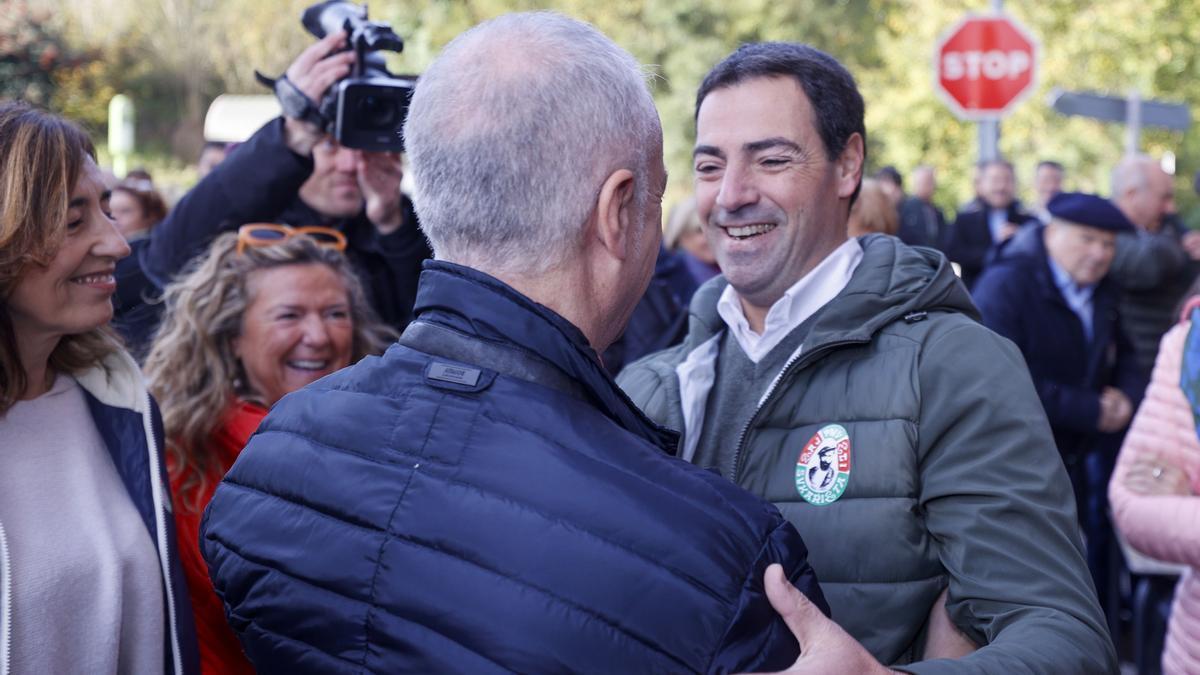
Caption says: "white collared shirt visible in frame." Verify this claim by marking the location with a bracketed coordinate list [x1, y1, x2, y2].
[716, 238, 864, 363]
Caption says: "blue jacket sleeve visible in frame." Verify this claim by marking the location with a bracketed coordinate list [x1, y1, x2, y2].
[706, 518, 826, 674]
[144, 117, 312, 287]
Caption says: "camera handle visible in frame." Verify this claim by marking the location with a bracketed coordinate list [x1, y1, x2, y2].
[254, 71, 329, 130]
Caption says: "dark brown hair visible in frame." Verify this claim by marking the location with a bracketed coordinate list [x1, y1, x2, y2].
[112, 177, 169, 228]
[0, 101, 120, 414]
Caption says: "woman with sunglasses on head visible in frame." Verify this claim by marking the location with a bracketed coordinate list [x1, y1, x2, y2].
[0, 102, 199, 674]
[144, 228, 392, 674]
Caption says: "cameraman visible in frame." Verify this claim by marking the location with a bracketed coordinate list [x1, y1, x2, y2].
[133, 31, 430, 345]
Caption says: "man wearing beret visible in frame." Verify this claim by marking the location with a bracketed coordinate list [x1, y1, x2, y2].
[973, 192, 1148, 622]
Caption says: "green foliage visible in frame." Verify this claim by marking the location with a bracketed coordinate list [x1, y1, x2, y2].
[29, 0, 1200, 213]
[865, 0, 1200, 215]
[0, 1, 90, 107]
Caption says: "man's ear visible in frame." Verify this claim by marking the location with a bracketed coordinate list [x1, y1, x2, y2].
[594, 168, 638, 261]
[836, 132, 865, 200]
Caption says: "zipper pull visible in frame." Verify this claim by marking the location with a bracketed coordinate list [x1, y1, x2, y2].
[903, 311, 928, 324]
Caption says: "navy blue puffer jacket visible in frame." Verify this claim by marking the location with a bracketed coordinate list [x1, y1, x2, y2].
[200, 261, 825, 674]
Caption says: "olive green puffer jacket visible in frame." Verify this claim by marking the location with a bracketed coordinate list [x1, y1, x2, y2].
[618, 235, 1116, 674]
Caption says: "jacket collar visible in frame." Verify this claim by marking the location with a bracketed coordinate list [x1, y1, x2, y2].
[74, 347, 149, 414]
[412, 261, 679, 453]
[681, 234, 978, 360]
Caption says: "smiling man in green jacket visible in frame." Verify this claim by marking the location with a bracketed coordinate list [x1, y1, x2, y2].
[618, 42, 1116, 674]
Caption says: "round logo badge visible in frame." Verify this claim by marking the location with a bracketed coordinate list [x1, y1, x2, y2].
[794, 424, 852, 506]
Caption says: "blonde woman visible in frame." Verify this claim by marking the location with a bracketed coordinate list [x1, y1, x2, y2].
[144, 229, 392, 674]
[0, 102, 198, 674]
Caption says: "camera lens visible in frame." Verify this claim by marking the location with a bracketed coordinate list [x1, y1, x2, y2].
[356, 95, 398, 129]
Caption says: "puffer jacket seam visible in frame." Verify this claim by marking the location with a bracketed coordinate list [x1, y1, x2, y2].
[211, 524, 695, 671]
[227, 595, 519, 673]
[222, 471, 734, 603]
[480, 408, 759, 536]
[703, 520, 791, 673]
[224, 609, 371, 670]
[360, 423, 424, 671]
[219, 480, 388, 535]
[208, 529, 382, 608]
[250, 610, 518, 672]
[252, 427, 456, 470]
[418, 473, 732, 602]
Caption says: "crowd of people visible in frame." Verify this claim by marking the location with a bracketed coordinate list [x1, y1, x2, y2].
[1, 9, 1199, 675]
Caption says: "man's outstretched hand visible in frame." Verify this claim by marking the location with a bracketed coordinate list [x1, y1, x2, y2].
[741, 564, 894, 675]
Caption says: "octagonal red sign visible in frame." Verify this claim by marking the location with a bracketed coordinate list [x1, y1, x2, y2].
[935, 14, 1039, 119]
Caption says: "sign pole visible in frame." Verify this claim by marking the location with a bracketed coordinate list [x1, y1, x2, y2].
[978, 119, 998, 162]
[977, 0, 1004, 163]
[1125, 88, 1141, 156]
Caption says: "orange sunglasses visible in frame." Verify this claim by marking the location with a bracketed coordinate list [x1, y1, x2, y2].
[236, 223, 348, 255]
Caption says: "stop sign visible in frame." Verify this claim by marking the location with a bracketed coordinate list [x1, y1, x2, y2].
[935, 14, 1039, 119]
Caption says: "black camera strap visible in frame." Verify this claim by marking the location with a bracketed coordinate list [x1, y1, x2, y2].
[254, 70, 328, 129]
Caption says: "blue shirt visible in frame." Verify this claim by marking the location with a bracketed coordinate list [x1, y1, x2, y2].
[1047, 256, 1096, 342]
[987, 208, 1008, 243]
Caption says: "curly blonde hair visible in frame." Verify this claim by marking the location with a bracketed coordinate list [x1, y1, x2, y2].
[0, 102, 122, 415]
[144, 232, 395, 508]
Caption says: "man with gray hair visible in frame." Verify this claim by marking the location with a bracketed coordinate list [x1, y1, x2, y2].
[1108, 153, 1200, 375]
[200, 12, 825, 673]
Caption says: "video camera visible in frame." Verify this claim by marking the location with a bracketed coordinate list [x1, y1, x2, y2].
[281, 1, 414, 152]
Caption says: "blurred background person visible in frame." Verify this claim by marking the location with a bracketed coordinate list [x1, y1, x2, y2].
[196, 141, 229, 180]
[897, 165, 946, 248]
[1034, 160, 1065, 223]
[1110, 296, 1200, 675]
[973, 193, 1145, 625]
[663, 195, 719, 289]
[143, 32, 431, 338]
[0, 101, 198, 674]
[945, 158, 1039, 288]
[847, 177, 900, 238]
[110, 174, 171, 361]
[1109, 154, 1200, 378]
[873, 165, 904, 210]
[109, 177, 169, 242]
[145, 228, 392, 675]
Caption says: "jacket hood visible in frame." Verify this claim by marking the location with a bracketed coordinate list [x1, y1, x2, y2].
[684, 234, 978, 350]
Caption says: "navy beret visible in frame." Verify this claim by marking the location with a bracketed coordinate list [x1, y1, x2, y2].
[1047, 192, 1134, 233]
